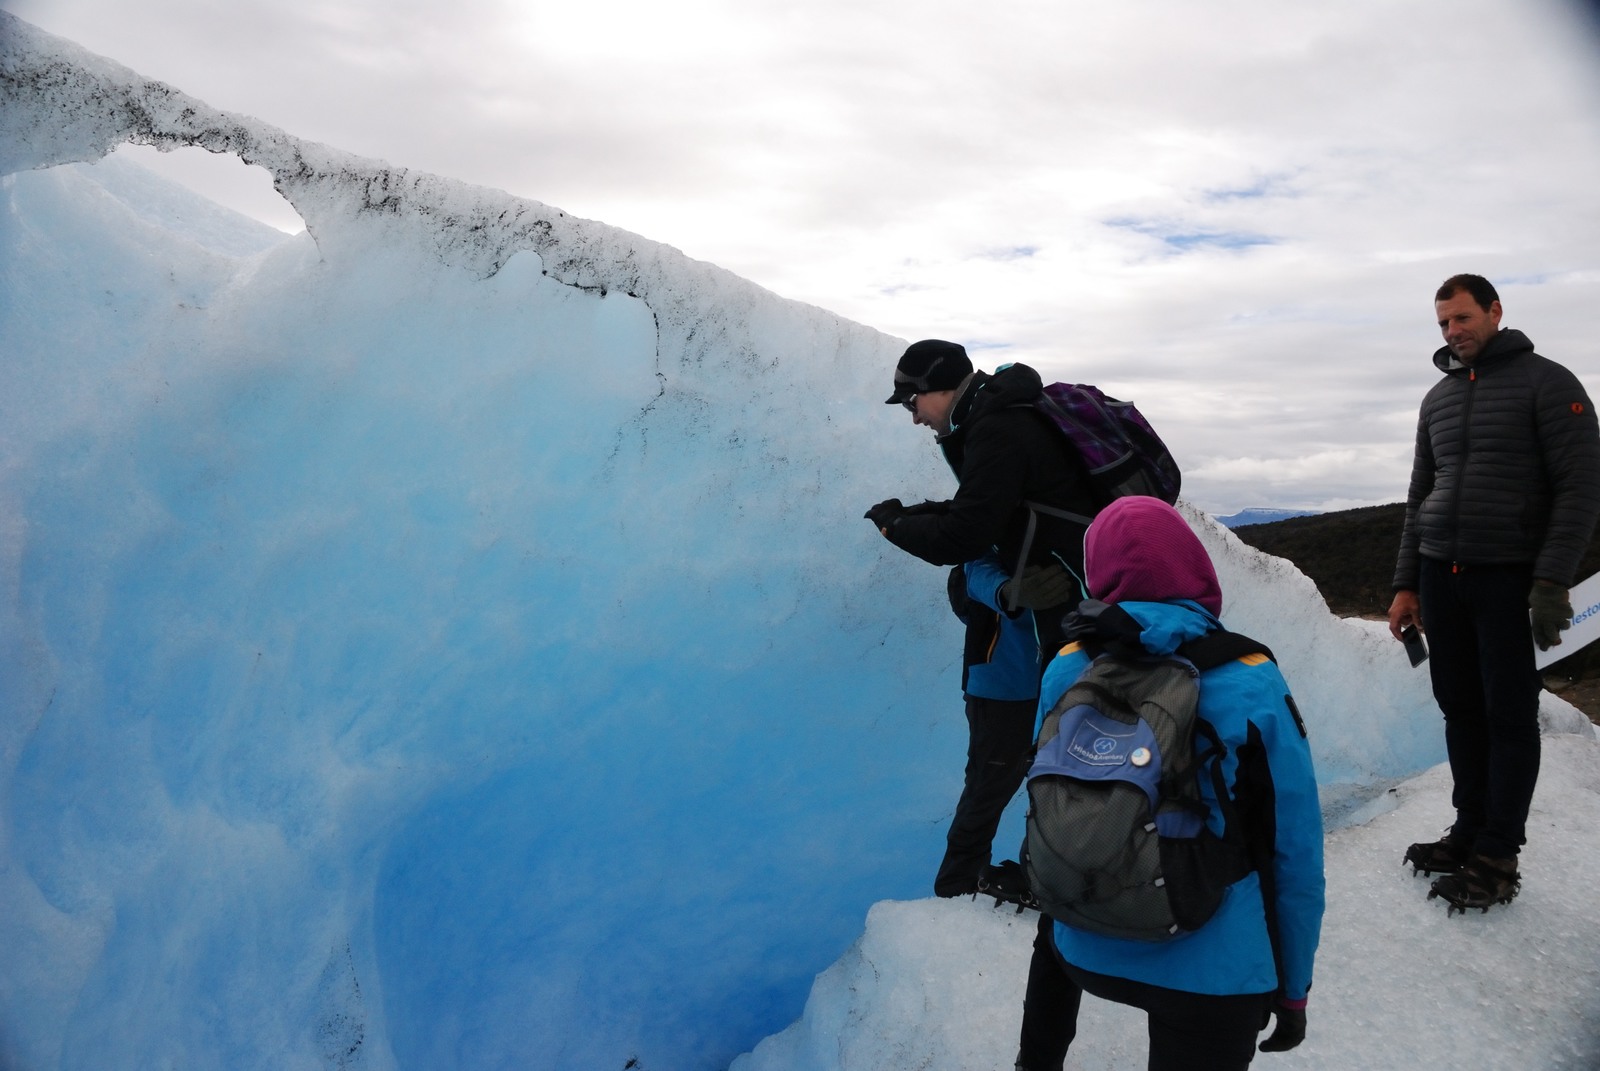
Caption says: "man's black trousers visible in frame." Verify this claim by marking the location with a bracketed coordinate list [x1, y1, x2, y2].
[1418, 557, 1543, 860]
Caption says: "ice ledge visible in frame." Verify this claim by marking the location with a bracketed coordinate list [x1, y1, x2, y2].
[0, 9, 818, 335]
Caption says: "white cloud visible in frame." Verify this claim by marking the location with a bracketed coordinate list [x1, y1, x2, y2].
[7, 0, 1600, 514]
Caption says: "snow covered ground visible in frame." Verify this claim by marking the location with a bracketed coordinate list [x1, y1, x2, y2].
[735, 736, 1600, 1071]
[4, 14, 1600, 1070]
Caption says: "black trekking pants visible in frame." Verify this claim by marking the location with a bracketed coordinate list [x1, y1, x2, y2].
[933, 695, 1036, 896]
[1017, 913, 1270, 1071]
[1418, 558, 1543, 860]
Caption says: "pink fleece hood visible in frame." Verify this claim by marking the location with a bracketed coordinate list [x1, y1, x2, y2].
[1083, 497, 1223, 616]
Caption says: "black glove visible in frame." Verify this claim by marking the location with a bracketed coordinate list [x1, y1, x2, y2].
[1061, 600, 1143, 651]
[1529, 583, 1572, 651]
[1258, 1000, 1307, 1053]
[863, 498, 905, 533]
[999, 563, 1077, 611]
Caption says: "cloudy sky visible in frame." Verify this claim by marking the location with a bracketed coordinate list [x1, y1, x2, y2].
[6, 0, 1600, 515]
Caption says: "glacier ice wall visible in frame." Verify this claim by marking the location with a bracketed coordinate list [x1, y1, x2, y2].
[2, 16, 959, 1070]
[0, 13, 1512, 1070]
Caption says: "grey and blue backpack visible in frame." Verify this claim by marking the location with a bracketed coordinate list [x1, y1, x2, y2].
[1024, 608, 1271, 941]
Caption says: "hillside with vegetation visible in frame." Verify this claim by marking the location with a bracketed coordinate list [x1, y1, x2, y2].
[1231, 503, 1600, 717]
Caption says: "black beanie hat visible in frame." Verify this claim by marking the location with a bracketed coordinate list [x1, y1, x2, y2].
[885, 340, 974, 404]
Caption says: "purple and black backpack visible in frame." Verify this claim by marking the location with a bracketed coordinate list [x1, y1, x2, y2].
[1004, 382, 1182, 610]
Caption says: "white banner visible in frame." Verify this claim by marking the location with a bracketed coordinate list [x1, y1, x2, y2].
[1537, 571, 1600, 670]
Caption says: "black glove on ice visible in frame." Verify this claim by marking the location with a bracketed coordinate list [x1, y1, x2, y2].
[1529, 583, 1572, 651]
[864, 498, 905, 534]
[1258, 1000, 1307, 1053]
[999, 563, 1078, 611]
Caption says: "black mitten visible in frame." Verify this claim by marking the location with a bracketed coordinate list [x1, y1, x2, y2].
[1258, 1000, 1307, 1053]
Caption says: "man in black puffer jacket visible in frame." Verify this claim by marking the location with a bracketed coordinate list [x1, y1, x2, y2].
[1389, 274, 1600, 914]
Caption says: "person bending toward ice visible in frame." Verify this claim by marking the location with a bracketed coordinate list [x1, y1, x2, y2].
[1013, 497, 1324, 1071]
[865, 339, 1091, 898]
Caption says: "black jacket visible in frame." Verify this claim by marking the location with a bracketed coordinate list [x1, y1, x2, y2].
[1394, 328, 1600, 589]
[887, 363, 1101, 588]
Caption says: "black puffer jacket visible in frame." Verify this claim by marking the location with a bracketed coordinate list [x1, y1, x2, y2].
[887, 363, 1101, 585]
[1394, 328, 1600, 589]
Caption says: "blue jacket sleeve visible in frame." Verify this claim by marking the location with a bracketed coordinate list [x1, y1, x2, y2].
[964, 552, 1011, 614]
[1245, 663, 1325, 1002]
[963, 551, 1044, 702]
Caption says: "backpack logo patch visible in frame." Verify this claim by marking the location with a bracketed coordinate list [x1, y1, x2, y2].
[1063, 708, 1152, 768]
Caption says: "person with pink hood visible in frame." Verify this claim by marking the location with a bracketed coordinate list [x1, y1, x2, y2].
[1013, 497, 1325, 1071]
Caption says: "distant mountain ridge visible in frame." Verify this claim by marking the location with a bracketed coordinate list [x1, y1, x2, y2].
[1216, 507, 1321, 529]
[1226, 503, 1405, 617]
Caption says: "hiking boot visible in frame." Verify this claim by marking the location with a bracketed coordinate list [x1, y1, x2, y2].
[1013, 1050, 1060, 1071]
[1428, 854, 1521, 916]
[933, 851, 985, 898]
[1403, 830, 1472, 876]
[976, 860, 1038, 913]
[933, 877, 979, 898]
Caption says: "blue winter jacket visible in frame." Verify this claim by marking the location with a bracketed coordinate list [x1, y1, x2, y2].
[962, 552, 1042, 702]
[1040, 599, 1325, 1001]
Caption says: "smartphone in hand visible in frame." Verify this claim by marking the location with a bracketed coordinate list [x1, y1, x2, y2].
[1401, 625, 1428, 667]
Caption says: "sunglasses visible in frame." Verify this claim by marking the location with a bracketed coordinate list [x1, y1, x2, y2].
[900, 394, 918, 412]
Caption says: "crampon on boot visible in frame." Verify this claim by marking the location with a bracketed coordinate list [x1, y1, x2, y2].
[1427, 854, 1520, 916]
[1403, 830, 1472, 876]
[975, 860, 1038, 913]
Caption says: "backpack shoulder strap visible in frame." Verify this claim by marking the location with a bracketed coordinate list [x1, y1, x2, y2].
[1177, 629, 1274, 672]
[1004, 500, 1095, 613]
